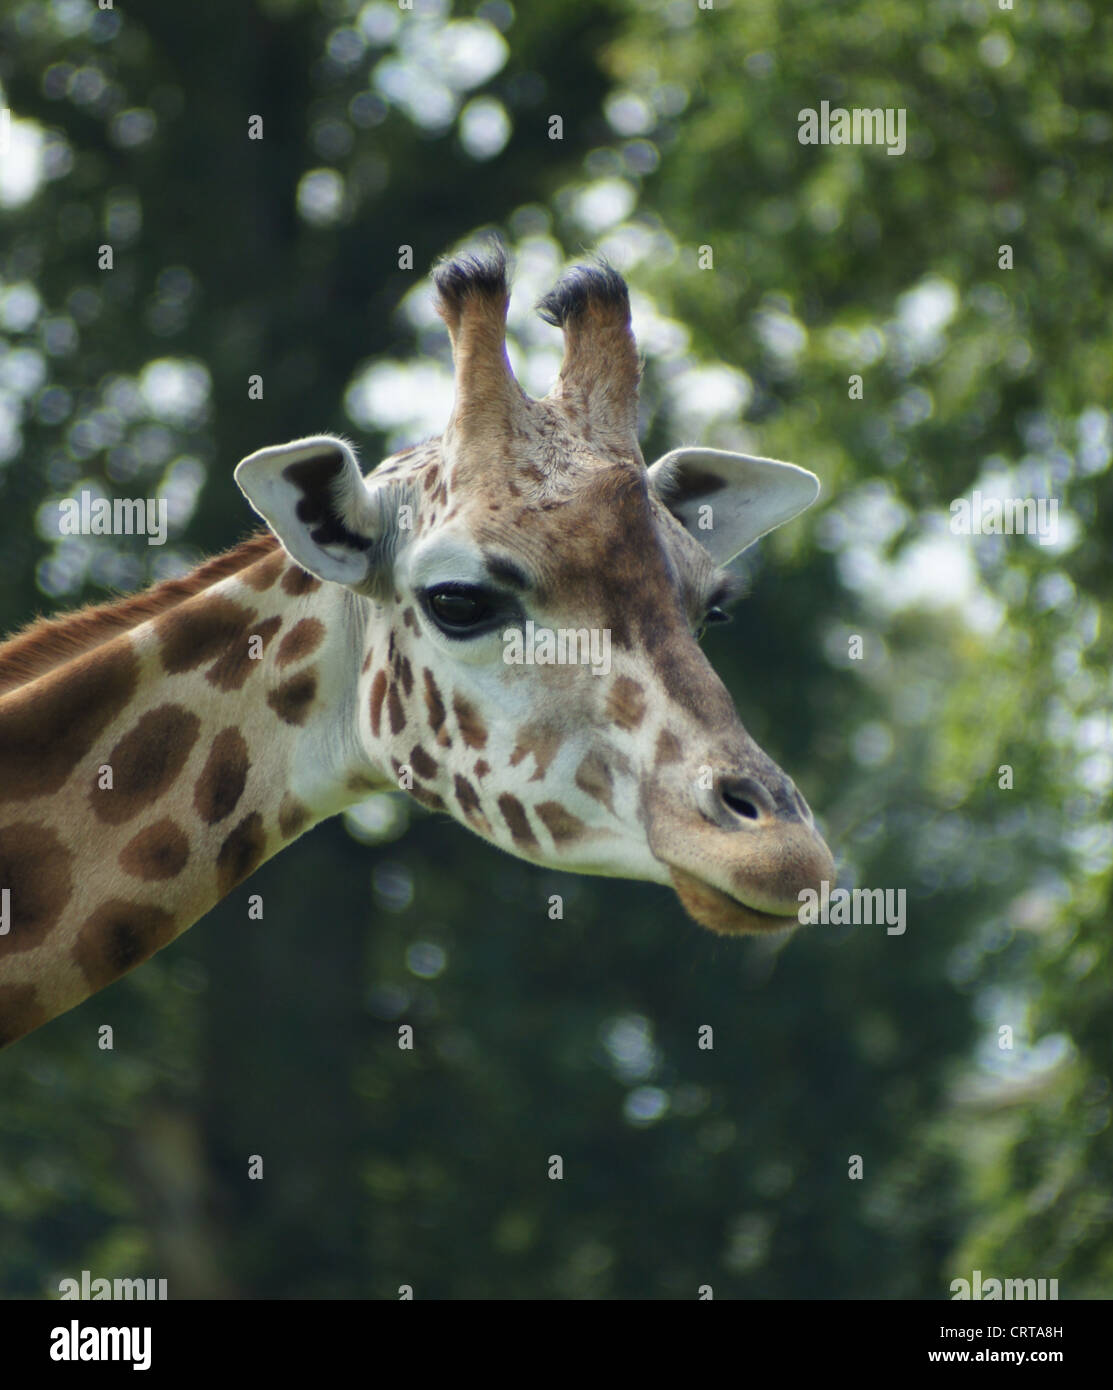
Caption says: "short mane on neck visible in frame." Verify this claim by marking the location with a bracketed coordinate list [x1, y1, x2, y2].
[0, 532, 281, 696]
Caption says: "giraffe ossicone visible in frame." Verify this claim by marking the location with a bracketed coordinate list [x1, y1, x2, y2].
[0, 247, 834, 1048]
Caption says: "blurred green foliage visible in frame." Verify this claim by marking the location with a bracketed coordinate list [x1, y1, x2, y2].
[0, 0, 1110, 1298]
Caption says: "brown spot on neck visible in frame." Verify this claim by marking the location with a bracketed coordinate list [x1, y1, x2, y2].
[216, 812, 267, 896]
[267, 670, 318, 726]
[74, 899, 177, 991]
[194, 728, 250, 825]
[0, 822, 74, 955]
[211, 614, 282, 692]
[278, 793, 311, 839]
[0, 641, 139, 803]
[240, 546, 286, 592]
[277, 618, 325, 667]
[281, 566, 321, 597]
[91, 705, 202, 826]
[119, 818, 190, 880]
[157, 596, 257, 681]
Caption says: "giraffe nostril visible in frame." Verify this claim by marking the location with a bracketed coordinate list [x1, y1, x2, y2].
[717, 776, 775, 826]
[722, 787, 760, 820]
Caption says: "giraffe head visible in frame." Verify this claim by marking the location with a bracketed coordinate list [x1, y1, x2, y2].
[236, 249, 834, 935]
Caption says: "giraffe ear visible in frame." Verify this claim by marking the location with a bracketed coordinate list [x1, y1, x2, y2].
[234, 435, 386, 587]
[647, 447, 820, 564]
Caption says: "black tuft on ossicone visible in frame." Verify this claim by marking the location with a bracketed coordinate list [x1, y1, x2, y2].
[432, 243, 509, 312]
[537, 262, 630, 327]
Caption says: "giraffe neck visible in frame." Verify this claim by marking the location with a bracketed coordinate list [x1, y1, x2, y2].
[0, 542, 384, 1045]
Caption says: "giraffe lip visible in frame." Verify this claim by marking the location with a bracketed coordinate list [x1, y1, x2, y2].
[668, 866, 800, 936]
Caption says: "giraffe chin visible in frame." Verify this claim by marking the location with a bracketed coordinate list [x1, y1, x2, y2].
[669, 867, 800, 936]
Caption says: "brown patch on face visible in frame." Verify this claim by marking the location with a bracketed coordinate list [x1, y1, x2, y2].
[277, 618, 325, 667]
[193, 727, 250, 825]
[0, 983, 46, 1049]
[387, 685, 406, 735]
[74, 899, 177, 991]
[361, 649, 375, 674]
[453, 694, 488, 750]
[267, 670, 318, 726]
[208, 614, 282, 691]
[281, 566, 321, 596]
[574, 750, 615, 813]
[402, 607, 419, 633]
[278, 793, 311, 839]
[119, 818, 190, 880]
[91, 705, 201, 826]
[0, 642, 139, 802]
[157, 597, 256, 676]
[369, 670, 388, 738]
[453, 775, 490, 832]
[216, 812, 267, 896]
[0, 822, 74, 955]
[410, 745, 438, 780]
[423, 670, 447, 737]
[241, 548, 286, 592]
[509, 720, 563, 782]
[655, 729, 683, 765]
[409, 785, 446, 813]
[397, 654, 414, 698]
[497, 793, 537, 850]
[474, 759, 491, 778]
[605, 675, 647, 732]
[478, 466, 738, 733]
[535, 801, 587, 844]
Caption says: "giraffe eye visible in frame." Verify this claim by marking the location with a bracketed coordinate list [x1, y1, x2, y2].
[696, 606, 731, 641]
[425, 584, 497, 635]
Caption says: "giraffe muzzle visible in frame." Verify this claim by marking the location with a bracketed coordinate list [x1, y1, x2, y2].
[651, 765, 836, 935]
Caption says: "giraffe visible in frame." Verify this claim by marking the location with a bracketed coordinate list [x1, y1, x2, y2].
[0, 248, 835, 1048]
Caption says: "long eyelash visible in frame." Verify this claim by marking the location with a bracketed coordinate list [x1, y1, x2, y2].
[707, 571, 747, 609]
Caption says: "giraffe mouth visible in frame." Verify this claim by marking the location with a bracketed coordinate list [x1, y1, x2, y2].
[668, 867, 801, 936]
